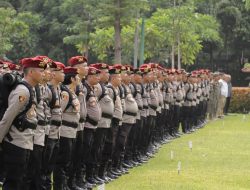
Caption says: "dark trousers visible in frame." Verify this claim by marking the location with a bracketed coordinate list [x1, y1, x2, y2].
[41, 137, 60, 190]
[112, 123, 133, 167]
[53, 137, 74, 190]
[69, 130, 84, 181]
[140, 116, 149, 153]
[2, 142, 30, 190]
[92, 128, 108, 166]
[173, 105, 181, 133]
[82, 128, 96, 180]
[25, 144, 44, 190]
[224, 97, 231, 114]
[181, 106, 189, 133]
[0, 145, 5, 183]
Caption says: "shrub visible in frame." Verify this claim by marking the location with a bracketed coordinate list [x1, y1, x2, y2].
[229, 87, 250, 113]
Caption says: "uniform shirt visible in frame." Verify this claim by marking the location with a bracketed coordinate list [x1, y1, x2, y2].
[78, 83, 87, 131]
[95, 83, 114, 128]
[183, 82, 193, 107]
[141, 83, 149, 117]
[60, 86, 80, 138]
[148, 83, 159, 116]
[122, 84, 138, 124]
[134, 83, 144, 120]
[219, 79, 228, 97]
[108, 84, 123, 121]
[84, 82, 102, 129]
[34, 84, 48, 146]
[0, 82, 37, 150]
[47, 85, 62, 139]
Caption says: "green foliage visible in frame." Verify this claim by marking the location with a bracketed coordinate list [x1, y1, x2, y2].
[0, 7, 30, 58]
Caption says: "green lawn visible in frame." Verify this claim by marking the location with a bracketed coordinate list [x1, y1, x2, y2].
[101, 114, 250, 190]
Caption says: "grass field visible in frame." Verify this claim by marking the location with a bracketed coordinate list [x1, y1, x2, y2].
[100, 114, 250, 190]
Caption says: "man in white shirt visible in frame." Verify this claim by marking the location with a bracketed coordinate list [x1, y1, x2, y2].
[217, 74, 228, 118]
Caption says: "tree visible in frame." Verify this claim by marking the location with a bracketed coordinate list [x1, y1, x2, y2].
[0, 7, 31, 59]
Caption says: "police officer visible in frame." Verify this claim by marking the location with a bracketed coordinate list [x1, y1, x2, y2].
[82, 67, 102, 186]
[68, 56, 88, 190]
[112, 65, 138, 173]
[41, 61, 65, 190]
[53, 66, 81, 190]
[103, 65, 123, 181]
[25, 56, 55, 190]
[0, 56, 47, 190]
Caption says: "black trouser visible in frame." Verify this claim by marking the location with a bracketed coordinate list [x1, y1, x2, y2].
[41, 136, 60, 190]
[112, 123, 133, 168]
[82, 128, 96, 180]
[133, 119, 143, 158]
[91, 128, 109, 167]
[224, 97, 231, 114]
[69, 130, 84, 182]
[25, 144, 44, 190]
[0, 144, 5, 183]
[173, 105, 181, 133]
[148, 115, 156, 147]
[2, 142, 30, 190]
[139, 116, 149, 154]
[181, 106, 189, 133]
[53, 137, 74, 190]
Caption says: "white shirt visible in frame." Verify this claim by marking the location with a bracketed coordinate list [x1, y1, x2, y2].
[219, 79, 228, 97]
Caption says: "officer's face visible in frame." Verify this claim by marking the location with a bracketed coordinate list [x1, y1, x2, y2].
[54, 70, 65, 83]
[76, 63, 88, 77]
[100, 70, 109, 83]
[113, 74, 121, 86]
[31, 68, 45, 84]
[44, 68, 52, 82]
[89, 74, 100, 86]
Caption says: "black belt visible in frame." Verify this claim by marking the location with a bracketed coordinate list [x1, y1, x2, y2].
[62, 120, 78, 128]
[13, 119, 37, 132]
[79, 118, 86, 123]
[38, 120, 48, 126]
[102, 113, 113, 119]
[138, 107, 143, 110]
[50, 120, 62, 127]
[149, 105, 157, 110]
[86, 116, 98, 126]
[123, 111, 137, 116]
[143, 105, 149, 109]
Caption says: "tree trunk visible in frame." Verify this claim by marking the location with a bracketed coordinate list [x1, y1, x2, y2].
[114, 0, 122, 64]
[177, 33, 181, 69]
[133, 12, 140, 68]
[171, 44, 175, 69]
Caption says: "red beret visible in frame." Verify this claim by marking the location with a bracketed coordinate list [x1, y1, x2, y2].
[91, 63, 109, 70]
[140, 67, 152, 74]
[88, 66, 101, 75]
[125, 65, 134, 74]
[53, 61, 65, 71]
[113, 64, 127, 73]
[8, 63, 21, 71]
[109, 66, 122, 74]
[68, 56, 88, 67]
[20, 56, 53, 69]
[64, 67, 78, 75]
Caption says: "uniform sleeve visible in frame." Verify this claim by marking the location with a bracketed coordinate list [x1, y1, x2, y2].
[61, 91, 70, 112]
[0, 86, 29, 142]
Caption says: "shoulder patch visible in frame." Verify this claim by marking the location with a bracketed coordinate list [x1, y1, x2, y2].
[61, 91, 69, 101]
[19, 95, 26, 103]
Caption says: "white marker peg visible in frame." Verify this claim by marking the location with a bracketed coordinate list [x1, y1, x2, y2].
[189, 141, 193, 151]
[177, 161, 181, 175]
[170, 150, 174, 160]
